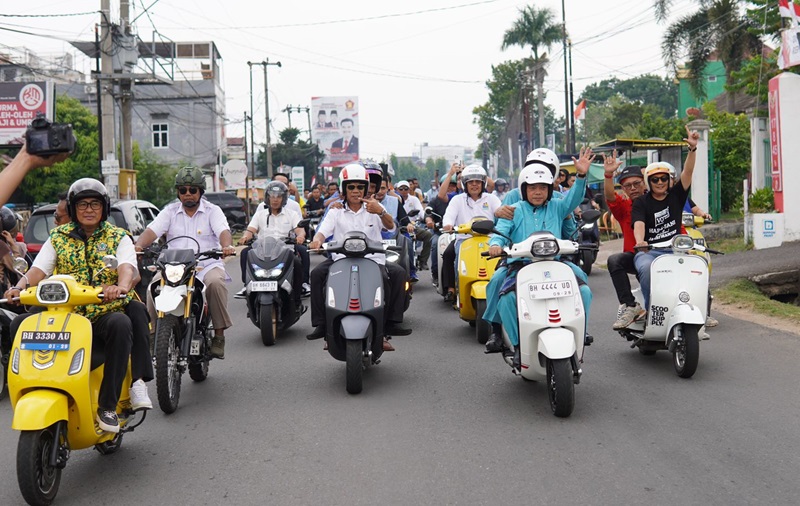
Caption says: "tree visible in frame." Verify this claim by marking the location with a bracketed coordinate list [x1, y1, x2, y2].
[579, 75, 678, 118]
[266, 127, 325, 188]
[131, 143, 179, 208]
[703, 101, 750, 212]
[657, 0, 761, 112]
[501, 5, 562, 149]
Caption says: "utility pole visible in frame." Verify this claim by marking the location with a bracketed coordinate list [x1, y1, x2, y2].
[283, 104, 293, 128]
[261, 58, 281, 180]
[120, 0, 133, 173]
[244, 111, 251, 221]
[99, 0, 115, 162]
[300, 106, 312, 142]
[561, 0, 571, 155]
[568, 38, 576, 153]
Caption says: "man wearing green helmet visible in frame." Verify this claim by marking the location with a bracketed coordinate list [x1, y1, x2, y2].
[135, 167, 237, 359]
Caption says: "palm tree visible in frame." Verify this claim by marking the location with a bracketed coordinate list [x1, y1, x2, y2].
[502, 5, 562, 149]
[656, 0, 761, 112]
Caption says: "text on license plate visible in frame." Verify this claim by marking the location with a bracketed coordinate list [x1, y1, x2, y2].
[528, 280, 574, 299]
[250, 281, 278, 292]
[20, 331, 71, 351]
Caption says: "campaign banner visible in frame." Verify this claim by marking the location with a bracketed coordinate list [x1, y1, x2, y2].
[311, 96, 359, 167]
[0, 81, 55, 145]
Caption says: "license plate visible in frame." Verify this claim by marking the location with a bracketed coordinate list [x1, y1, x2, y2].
[20, 331, 71, 351]
[382, 239, 396, 247]
[249, 281, 278, 292]
[528, 280, 574, 299]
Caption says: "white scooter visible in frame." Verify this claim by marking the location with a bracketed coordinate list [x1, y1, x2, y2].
[473, 221, 585, 418]
[425, 207, 455, 297]
[618, 234, 714, 378]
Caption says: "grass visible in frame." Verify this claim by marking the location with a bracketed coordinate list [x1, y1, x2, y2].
[707, 235, 752, 254]
[715, 279, 800, 325]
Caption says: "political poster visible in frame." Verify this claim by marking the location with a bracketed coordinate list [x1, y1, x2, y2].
[0, 81, 55, 146]
[311, 96, 359, 167]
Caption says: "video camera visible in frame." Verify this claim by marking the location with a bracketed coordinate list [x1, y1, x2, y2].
[25, 113, 76, 157]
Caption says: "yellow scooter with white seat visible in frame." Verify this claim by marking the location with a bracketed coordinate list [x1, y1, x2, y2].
[5, 265, 144, 506]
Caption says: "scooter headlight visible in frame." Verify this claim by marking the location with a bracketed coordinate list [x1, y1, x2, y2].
[531, 239, 559, 257]
[164, 264, 186, 283]
[682, 213, 695, 227]
[10, 348, 19, 374]
[36, 280, 69, 304]
[671, 235, 694, 252]
[344, 238, 367, 253]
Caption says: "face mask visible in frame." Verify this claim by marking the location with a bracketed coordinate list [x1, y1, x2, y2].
[289, 195, 296, 201]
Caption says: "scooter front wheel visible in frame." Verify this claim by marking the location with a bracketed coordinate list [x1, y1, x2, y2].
[547, 358, 575, 418]
[673, 324, 700, 378]
[259, 303, 277, 346]
[155, 315, 182, 414]
[17, 428, 61, 506]
[345, 340, 364, 395]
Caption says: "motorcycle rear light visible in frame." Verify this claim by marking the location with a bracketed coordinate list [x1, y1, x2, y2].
[11, 348, 19, 374]
[478, 268, 487, 278]
[68, 348, 85, 375]
[36, 280, 68, 304]
[532, 240, 559, 257]
[348, 298, 361, 311]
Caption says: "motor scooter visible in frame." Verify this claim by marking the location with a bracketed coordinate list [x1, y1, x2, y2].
[617, 234, 720, 378]
[472, 221, 586, 418]
[0, 248, 29, 400]
[5, 257, 146, 506]
[321, 231, 391, 394]
[243, 232, 307, 346]
[574, 203, 601, 275]
[453, 218, 498, 344]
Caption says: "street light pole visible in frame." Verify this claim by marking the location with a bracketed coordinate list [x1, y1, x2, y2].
[260, 58, 282, 179]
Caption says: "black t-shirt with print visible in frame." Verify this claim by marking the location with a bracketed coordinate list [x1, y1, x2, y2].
[631, 182, 689, 244]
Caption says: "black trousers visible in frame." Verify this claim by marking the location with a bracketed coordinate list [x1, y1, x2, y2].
[310, 258, 406, 328]
[125, 301, 154, 382]
[607, 251, 638, 306]
[441, 241, 457, 291]
[240, 244, 310, 285]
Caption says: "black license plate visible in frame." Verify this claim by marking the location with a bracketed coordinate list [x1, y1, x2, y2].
[20, 331, 71, 351]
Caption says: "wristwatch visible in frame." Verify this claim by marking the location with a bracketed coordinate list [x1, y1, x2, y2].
[688, 146, 697, 152]
[379, 209, 386, 217]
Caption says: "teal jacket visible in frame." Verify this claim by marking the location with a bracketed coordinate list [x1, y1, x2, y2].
[502, 186, 578, 240]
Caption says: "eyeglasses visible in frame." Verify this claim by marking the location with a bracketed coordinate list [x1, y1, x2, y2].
[345, 183, 366, 191]
[75, 200, 103, 211]
[178, 186, 199, 195]
[53, 213, 63, 222]
[396, 187, 409, 191]
[649, 175, 670, 184]
[621, 180, 643, 190]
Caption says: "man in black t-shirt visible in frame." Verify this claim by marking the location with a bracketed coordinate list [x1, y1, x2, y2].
[632, 125, 700, 309]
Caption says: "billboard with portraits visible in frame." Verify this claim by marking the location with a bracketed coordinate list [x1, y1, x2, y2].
[311, 96, 359, 167]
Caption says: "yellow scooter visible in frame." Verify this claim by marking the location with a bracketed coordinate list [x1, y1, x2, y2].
[6, 267, 144, 506]
[453, 218, 499, 344]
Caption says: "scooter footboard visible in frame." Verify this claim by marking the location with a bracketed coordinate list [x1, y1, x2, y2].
[11, 390, 68, 431]
[537, 327, 577, 360]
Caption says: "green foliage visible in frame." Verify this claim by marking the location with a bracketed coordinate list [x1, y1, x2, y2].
[131, 143, 179, 208]
[472, 60, 525, 151]
[266, 128, 325, 187]
[704, 101, 751, 212]
[389, 155, 447, 187]
[734, 186, 775, 215]
[579, 75, 678, 118]
[14, 94, 100, 204]
[576, 95, 682, 145]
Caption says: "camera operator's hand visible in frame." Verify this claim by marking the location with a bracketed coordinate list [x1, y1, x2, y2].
[0, 142, 71, 207]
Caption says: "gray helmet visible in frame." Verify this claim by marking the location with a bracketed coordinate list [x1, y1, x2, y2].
[0, 207, 16, 232]
[495, 178, 508, 188]
[175, 166, 206, 191]
[67, 178, 110, 222]
[264, 181, 288, 208]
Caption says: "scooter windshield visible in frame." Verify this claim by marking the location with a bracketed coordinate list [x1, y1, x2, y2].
[252, 236, 291, 261]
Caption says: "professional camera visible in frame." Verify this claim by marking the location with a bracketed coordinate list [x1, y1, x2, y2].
[25, 114, 76, 156]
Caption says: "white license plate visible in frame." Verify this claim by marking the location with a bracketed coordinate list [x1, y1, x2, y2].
[382, 239, 396, 247]
[249, 281, 278, 292]
[528, 280, 574, 299]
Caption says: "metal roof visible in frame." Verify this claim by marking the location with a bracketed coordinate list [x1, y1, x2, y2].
[593, 138, 686, 152]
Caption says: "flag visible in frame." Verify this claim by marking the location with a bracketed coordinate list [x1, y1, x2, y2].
[574, 99, 587, 121]
[779, 0, 800, 25]
[310, 175, 317, 188]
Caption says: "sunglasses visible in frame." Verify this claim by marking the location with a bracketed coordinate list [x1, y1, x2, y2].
[649, 175, 670, 184]
[621, 180, 643, 190]
[178, 186, 199, 195]
[345, 183, 366, 191]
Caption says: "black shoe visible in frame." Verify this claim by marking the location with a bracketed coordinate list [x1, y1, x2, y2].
[512, 348, 521, 370]
[419, 263, 429, 271]
[484, 333, 504, 354]
[385, 323, 412, 336]
[443, 291, 455, 303]
[306, 326, 325, 340]
[96, 408, 120, 433]
[584, 333, 594, 346]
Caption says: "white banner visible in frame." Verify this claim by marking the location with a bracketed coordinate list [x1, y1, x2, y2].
[311, 96, 359, 167]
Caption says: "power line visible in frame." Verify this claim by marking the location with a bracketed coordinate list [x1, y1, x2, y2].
[0, 11, 97, 19]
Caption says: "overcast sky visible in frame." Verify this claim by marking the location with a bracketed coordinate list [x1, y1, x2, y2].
[2, 0, 698, 159]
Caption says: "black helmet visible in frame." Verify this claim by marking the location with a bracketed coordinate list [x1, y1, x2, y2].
[175, 166, 206, 191]
[67, 178, 111, 222]
[264, 181, 288, 208]
[495, 178, 508, 187]
[0, 207, 16, 232]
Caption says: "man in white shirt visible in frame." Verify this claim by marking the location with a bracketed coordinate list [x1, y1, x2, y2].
[306, 164, 411, 345]
[440, 165, 501, 302]
[395, 180, 433, 271]
[235, 181, 306, 310]
[135, 167, 236, 359]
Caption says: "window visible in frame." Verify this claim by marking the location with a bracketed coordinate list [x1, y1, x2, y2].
[152, 123, 169, 148]
[707, 75, 717, 83]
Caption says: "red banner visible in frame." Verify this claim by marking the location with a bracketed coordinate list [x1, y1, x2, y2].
[768, 77, 783, 211]
[0, 81, 54, 146]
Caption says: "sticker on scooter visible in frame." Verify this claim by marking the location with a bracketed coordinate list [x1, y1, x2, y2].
[528, 280, 574, 299]
[650, 305, 668, 326]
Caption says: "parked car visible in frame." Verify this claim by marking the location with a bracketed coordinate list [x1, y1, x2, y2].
[23, 199, 160, 299]
[202, 192, 247, 230]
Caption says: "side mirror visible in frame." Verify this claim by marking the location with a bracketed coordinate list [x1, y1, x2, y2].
[408, 209, 420, 217]
[12, 256, 28, 274]
[297, 218, 311, 229]
[581, 209, 602, 224]
[102, 255, 119, 270]
[470, 219, 495, 236]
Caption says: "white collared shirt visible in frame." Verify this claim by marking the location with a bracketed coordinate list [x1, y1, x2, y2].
[256, 198, 302, 218]
[146, 199, 230, 281]
[315, 203, 393, 264]
[442, 192, 501, 236]
[402, 195, 424, 223]
[248, 206, 302, 240]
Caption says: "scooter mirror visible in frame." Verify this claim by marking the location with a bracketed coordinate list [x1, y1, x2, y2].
[470, 220, 495, 236]
[297, 218, 311, 229]
[102, 255, 118, 270]
[581, 209, 602, 224]
[12, 256, 28, 274]
[408, 209, 420, 218]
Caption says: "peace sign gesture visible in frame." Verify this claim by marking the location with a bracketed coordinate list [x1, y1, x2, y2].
[684, 124, 700, 150]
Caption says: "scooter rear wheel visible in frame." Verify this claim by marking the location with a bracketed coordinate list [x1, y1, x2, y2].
[17, 427, 61, 506]
[155, 315, 182, 414]
[474, 298, 490, 345]
[345, 340, 363, 394]
[547, 358, 575, 418]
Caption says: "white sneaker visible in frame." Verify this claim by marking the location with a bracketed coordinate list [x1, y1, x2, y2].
[301, 283, 311, 297]
[699, 328, 711, 341]
[705, 315, 719, 327]
[612, 303, 646, 330]
[129, 379, 152, 411]
[234, 288, 247, 299]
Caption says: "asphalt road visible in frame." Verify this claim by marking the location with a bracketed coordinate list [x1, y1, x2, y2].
[0, 257, 798, 505]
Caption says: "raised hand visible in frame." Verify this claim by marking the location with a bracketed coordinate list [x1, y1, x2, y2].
[684, 124, 700, 149]
[602, 149, 623, 176]
[571, 146, 596, 175]
[360, 197, 384, 215]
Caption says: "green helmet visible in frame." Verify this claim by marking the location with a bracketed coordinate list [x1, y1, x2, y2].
[175, 166, 206, 190]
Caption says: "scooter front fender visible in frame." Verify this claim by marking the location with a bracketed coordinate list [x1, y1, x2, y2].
[256, 292, 275, 306]
[11, 390, 68, 431]
[339, 315, 372, 340]
[470, 281, 487, 300]
[155, 284, 187, 314]
[665, 304, 705, 341]
[537, 327, 577, 360]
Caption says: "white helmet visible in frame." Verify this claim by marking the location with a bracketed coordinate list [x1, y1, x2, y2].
[460, 164, 487, 190]
[518, 164, 555, 203]
[395, 180, 411, 190]
[643, 161, 676, 192]
[338, 163, 369, 193]
[523, 148, 560, 176]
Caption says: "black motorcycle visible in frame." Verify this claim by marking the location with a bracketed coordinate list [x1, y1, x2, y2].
[570, 203, 602, 275]
[145, 237, 226, 414]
